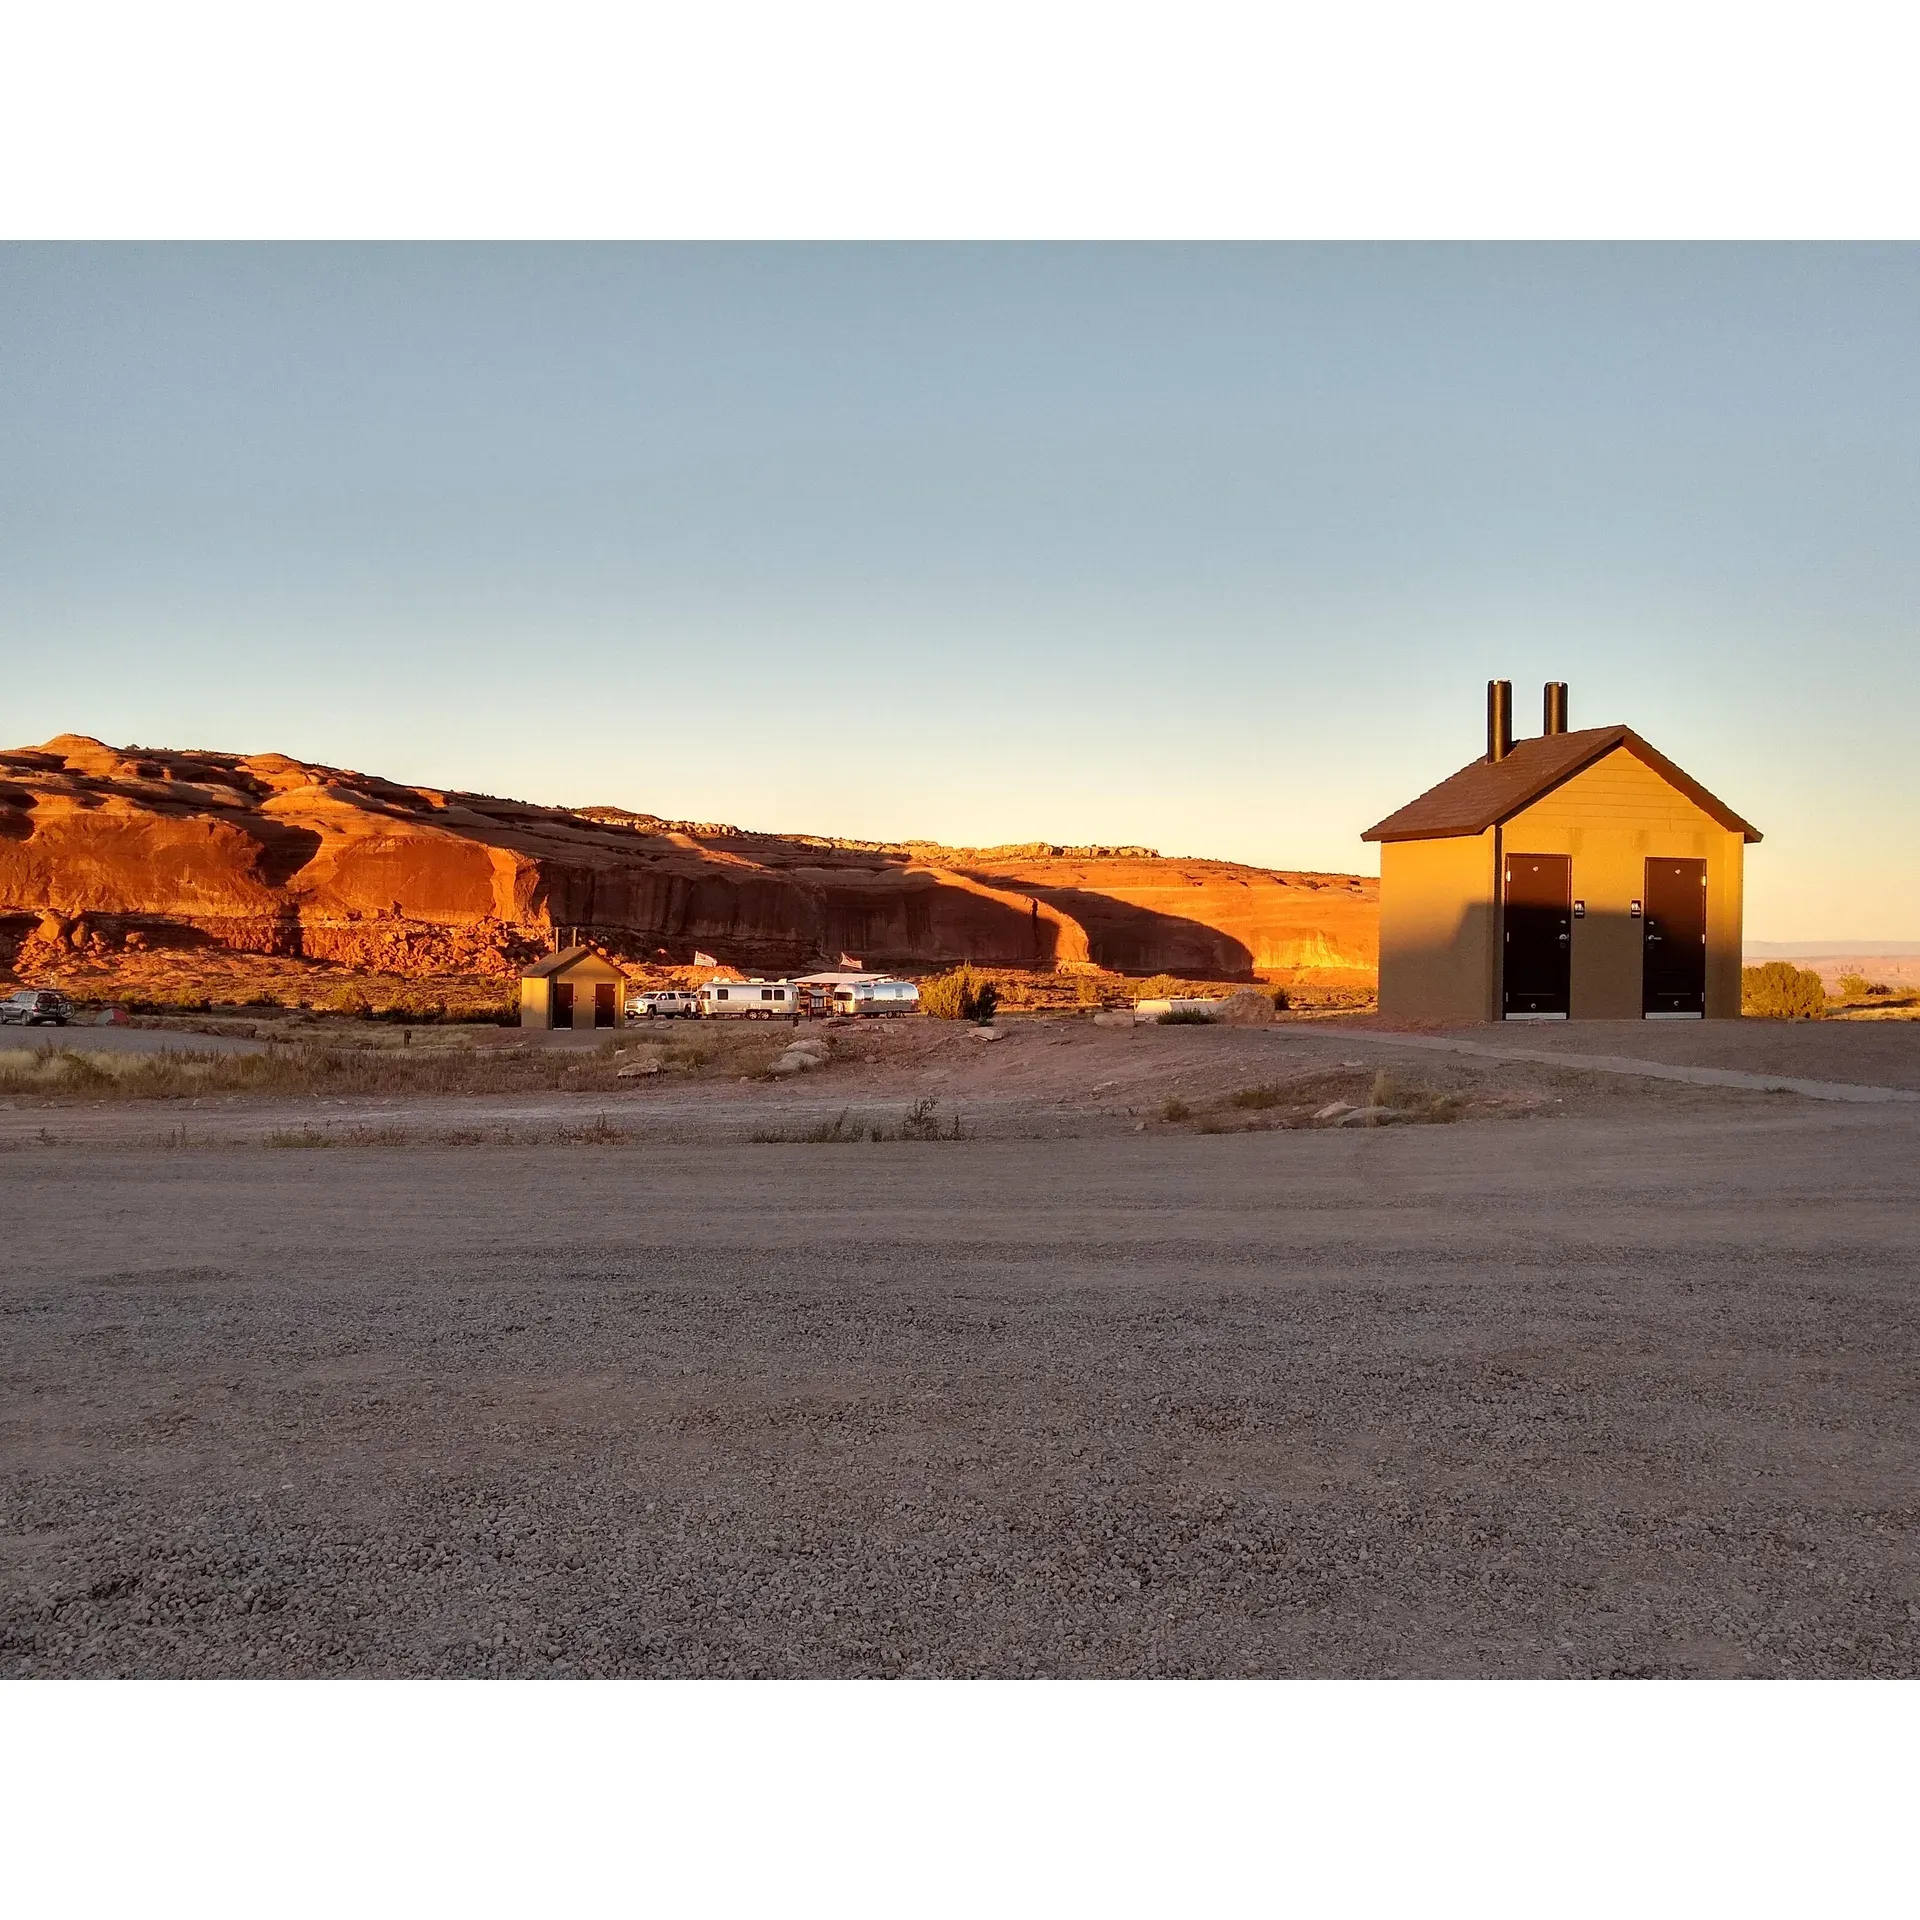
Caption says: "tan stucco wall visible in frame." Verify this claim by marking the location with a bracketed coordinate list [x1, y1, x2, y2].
[1375, 747, 1751, 1023]
[1377, 830, 1499, 1023]
[518, 954, 628, 1031]
[1501, 748, 1746, 1018]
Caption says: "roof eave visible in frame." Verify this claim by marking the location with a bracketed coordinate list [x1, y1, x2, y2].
[1362, 729, 1762, 844]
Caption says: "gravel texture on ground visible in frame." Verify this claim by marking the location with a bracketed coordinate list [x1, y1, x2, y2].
[4, 1097, 1917, 1678]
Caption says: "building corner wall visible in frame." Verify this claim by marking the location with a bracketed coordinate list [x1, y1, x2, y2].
[1707, 835, 1744, 1018]
[1376, 831, 1498, 1024]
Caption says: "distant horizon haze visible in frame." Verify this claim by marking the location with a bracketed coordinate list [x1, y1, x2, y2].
[5, 244, 1917, 942]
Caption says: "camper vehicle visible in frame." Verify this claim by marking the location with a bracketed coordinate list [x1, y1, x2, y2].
[699, 980, 798, 1018]
[830, 979, 920, 1017]
[629, 989, 699, 1020]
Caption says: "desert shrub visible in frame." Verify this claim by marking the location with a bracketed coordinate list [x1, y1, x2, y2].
[1833, 973, 1893, 1003]
[1129, 974, 1190, 1003]
[1074, 975, 1102, 1007]
[1270, 986, 1291, 1012]
[1160, 1096, 1192, 1122]
[367, 999, 460, 1023]
[1742, 961, 1827, 1019]
[919, 969, 965, 1019]
[1158, 1008, 1214, 1025]
[921, 967, 995, 1022]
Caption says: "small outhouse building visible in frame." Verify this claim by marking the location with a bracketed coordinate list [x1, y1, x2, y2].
[519, 946, 630, 1032]
[1362, 682, 1761, 1023]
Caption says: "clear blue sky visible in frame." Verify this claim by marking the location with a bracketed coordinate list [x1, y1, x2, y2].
[4, 244, 1916, 941]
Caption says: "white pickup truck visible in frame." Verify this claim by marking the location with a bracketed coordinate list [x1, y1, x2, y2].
[628, 989, 700, 1020]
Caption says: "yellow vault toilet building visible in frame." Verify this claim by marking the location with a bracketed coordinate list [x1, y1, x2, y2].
[519, 946, 629, 1031]
[1363, 682, 1761, 1023]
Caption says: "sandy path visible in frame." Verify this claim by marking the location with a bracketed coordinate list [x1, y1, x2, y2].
[1263, 1025, 1920, 1103]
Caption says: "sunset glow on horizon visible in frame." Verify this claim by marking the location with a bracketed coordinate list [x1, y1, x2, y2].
[5, 244, 1917, 941]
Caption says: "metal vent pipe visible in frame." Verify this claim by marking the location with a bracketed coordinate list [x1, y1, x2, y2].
[1486, 680, 1513, 762]
[1543, 682, 1569, 735]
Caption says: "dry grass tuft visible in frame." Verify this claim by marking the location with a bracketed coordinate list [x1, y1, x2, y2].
[0, 1027, 793, 1105]
[1368, 1069, 1466, 1123]
[1225, 1083, 1287, 1110]
[751, 1097, 967, 1144]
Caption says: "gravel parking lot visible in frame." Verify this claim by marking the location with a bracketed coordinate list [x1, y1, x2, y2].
[4, 1093, 1917, 1678]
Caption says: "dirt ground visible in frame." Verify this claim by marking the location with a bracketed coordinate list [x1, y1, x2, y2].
[12, 1007, 1917, 1148]
[3, 1015, 1917, 1678]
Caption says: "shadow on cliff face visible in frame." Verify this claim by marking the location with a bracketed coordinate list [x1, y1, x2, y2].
[535, 860, 1086, 973]
[987, 884, 1257, 980]
[1, 737, 1376, 985]
[247, 825, 324, 889]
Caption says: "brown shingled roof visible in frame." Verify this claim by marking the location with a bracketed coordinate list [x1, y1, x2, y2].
[1362, 725, 1762, 844]
[521, 945, 628, 978]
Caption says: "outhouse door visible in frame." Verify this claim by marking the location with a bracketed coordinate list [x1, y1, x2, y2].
[550, 981, 575, 1029]
[1503, 853, 1572, 1019]
[593, 982, 617, 1027]
[1642, 858, 1707, 1017]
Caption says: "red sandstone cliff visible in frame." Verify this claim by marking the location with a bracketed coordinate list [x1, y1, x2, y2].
[0, 736, 1377, 982]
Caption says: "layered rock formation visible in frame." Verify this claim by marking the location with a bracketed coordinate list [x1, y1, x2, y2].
[0, 736, 1377, 983]
[956, 849, 1375, 979]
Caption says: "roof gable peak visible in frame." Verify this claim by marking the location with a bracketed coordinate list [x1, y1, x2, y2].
[1363, 725, 1760, 844]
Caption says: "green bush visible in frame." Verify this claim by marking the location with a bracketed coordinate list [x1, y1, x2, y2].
[921, 967, 996, 1022]
[1741, 961, 1827, 1019]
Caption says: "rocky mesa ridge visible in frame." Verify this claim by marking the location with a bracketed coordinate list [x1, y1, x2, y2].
[0, 735, 1378, 983]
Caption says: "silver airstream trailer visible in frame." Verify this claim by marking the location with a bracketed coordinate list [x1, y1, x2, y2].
[699, 979, 798, 1018]
[830, 979, 921, 1017]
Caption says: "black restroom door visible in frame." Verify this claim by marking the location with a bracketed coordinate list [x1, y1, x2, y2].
[1642, 858, 1707, 1015]
[550, 981, 574, 1030]
[1503, 853, 1572, 1017]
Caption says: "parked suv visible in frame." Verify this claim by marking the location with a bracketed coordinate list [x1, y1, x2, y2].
[629, 989, 699, 1020]
[0, 988, 74, 1026]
